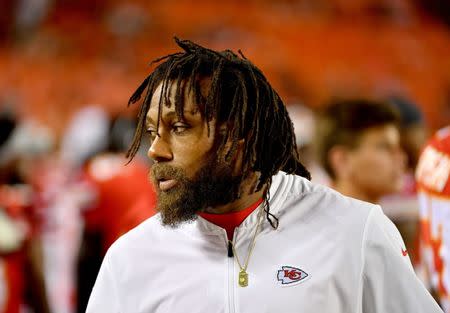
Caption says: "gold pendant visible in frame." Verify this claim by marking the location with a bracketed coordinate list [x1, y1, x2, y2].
[238, 269, 248, 287]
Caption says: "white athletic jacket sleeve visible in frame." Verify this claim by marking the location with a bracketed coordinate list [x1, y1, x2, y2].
[86, 254, 120, 313]
[361, 206, 442, 312]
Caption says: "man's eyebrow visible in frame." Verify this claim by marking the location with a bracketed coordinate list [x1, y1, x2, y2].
[145, 115, 156, 127]
[145, 110, 199, 127]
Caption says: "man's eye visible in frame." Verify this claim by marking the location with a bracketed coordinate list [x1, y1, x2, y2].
[376, 142, 393, 151]
[172, 123, 190, 134]
[146, 129, 158, 139]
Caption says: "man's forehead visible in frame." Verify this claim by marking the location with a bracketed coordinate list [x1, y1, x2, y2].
[150, 81, 200, 108]
[146, 79, 210, 119]
[145, 108, 199, 124]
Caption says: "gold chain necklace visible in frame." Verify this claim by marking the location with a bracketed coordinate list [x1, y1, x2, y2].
[229, 207, 264, 287]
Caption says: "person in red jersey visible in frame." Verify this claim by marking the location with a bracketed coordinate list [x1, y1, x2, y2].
[83, 153, 157, 253]
[416, 126, 450, 312]
[77, 116, 157, 313]
[0, 113, 50, 313]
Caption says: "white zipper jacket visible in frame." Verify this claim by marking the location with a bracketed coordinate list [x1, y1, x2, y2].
[86, 171, 442, 313]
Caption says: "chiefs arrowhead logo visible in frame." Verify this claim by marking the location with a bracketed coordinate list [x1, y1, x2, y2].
[277, 266, 309, 285]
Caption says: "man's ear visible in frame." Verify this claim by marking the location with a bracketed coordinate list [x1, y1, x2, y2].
[221, 138, 244, 162]
[216, 122, 245, 159]
[328, 145, 350, 180]
[218, 123, 228, 136]
[231, 139, 245, 176]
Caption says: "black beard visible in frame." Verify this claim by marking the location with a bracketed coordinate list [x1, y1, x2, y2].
[150, 157, 243, 227]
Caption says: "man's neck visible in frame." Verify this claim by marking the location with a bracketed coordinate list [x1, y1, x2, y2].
[203, 187, 265, 214]
[202, 173, 266, 214]
[333, 180, 380, 204]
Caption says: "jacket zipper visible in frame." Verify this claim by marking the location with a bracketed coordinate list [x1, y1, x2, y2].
[228, 241, 234, 257]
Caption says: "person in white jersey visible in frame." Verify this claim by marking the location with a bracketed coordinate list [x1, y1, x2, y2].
[86, 38, 441, 313]
[416, 126, 450, 312]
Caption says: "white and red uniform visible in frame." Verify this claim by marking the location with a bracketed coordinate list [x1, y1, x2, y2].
[30, 157, 90, 313]
[87, 171, 441, 313]
[416, 126, 450, 311]
[0, 185, 34, 313]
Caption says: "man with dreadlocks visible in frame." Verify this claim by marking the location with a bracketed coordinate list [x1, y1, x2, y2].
[86, 38, 441, 312]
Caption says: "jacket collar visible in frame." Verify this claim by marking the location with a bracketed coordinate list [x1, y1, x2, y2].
[181, 171, 292, 239]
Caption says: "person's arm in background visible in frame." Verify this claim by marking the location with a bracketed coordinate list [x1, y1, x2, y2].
[76, 230, 103, 313]
[25, 237, 50, 313]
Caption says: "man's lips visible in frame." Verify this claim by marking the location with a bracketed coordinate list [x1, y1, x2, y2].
[159, 179, 178, 191]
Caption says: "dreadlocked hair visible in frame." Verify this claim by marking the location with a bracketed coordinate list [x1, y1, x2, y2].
[127, 37, 311, 229]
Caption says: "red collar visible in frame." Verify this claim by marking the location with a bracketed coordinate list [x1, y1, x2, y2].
[199, 198, 263, 240]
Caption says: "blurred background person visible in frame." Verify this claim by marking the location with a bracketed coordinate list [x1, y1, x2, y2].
[315, 98, 406, 204]
[380, 96, 429, 271]
[390, 96, 429, 173]
[23, 105, 156, 313]
[416, 126, 450, 312]
[76, 113, 156, 313]
[0, 111, 50, 313]
[31, 106, 109, 313]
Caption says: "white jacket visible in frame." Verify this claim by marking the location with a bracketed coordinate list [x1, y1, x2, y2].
[86, 172, 442, 313]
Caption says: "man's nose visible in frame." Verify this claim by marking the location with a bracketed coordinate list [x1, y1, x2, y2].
[147, 135, 172, 162]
